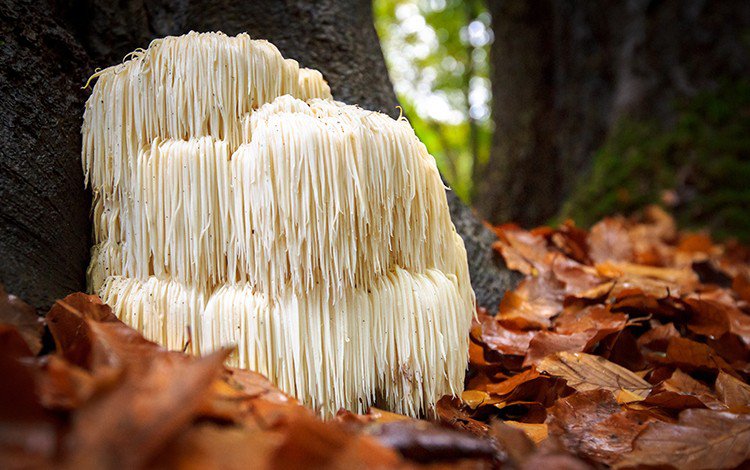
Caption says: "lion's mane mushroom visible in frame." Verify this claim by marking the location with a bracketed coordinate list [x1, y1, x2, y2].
[83, 31, 474, 417]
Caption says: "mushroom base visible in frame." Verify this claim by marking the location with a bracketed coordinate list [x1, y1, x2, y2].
[98, 267, 472, 417]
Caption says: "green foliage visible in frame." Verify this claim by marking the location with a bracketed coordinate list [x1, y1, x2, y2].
[374, 0, 491, 201]
[562, 81, 750, 241]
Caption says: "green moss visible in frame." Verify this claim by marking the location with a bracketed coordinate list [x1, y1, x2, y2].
[562, 81, 750, 241]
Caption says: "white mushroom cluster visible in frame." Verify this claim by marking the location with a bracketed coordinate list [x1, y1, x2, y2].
[83, 31, 474, 417]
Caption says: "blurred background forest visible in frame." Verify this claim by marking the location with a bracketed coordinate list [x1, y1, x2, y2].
[374, 0, 750, 241]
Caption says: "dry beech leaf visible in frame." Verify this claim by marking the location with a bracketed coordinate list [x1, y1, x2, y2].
[503, 421, 548, 444]
[616, 409, 750, 470]
[642, 369, 725, 411]
[0, 286, 43, 355]
[548, 389, 656, 465]
[492, 228, 551, 276]
[461, 390, 495, 409]
[664, 336, 738, 376]
[733, 274, 750, 303]
[588, 217, 635, 264]
[538, 352, 651, 399]
[490, 420, 536, 465]
[479, 315, 535, 355]
[715, 371, 750, 410]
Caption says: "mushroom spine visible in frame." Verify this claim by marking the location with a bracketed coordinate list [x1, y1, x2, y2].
[83, 31, 474, 417]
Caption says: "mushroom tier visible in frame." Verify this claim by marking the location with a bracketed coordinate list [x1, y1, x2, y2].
[99, 267, 471, 417]
[88, 98, 471, 300]
[83, 32, 474, 417]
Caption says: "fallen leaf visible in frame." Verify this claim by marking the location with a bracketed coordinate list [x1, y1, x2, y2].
[498, 277, 563, 329]
[523, 331, 592, 367]
[64, 349, 228, 468]
[616, 409, 750, 469]
[502, 421, 548, 444]
[479, 316, 535, 355]
[272, 413, 403, 469]
[436, 396, 490, 437]
[664, 337, 737, 376]
[538, 352, 651, 399]
[548, 389, 656, 465]
[367, 420, 495, 464]
[642, 369, 724, 410]
[637, 321, 680, 351]
[588, 217, 634, 264]
[733, 274, 750, 303]
[715, 371, 750, 411]
[490, 420, 536, 465]
[0, 286, 43, 355]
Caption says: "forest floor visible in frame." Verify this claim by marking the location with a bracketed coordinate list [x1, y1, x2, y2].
[2, 206, 750, 469]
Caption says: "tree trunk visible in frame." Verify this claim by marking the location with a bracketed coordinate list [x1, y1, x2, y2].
[475, 0, 558, 228]
[0, 0, 92, 311]
[477, 0, 750, 227]
[0, 0, 519, 311]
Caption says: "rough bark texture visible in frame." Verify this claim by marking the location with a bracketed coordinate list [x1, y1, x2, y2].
[1, 0, 518, 311]
[476, 0, 558, 228]
[478, 0, 750, 227]
[0, 0, 92, 311]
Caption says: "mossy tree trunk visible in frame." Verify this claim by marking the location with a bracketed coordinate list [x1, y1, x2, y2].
[476, 0, 750, 227]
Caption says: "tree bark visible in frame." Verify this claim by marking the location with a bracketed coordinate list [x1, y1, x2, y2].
[1, 0, 519, 311]
[477, 0, 750, 227]
[0, 0, 92, 311]
[476, 0, 558, 228]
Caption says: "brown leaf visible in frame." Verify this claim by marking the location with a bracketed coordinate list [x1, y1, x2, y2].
[0, 285, 43, 355]
[523, 331, 592, 367]
[538, 352, 651, 399]
[479, 315, 535, 355]
[616, 409, 750, 470]
[551, 256, 605, 294]
[490, 420, 536, 465]
[642, 369, 724, 411]
[0, 337, 59, 467]
[588, 217, 635, 264]
[637, 321, 680, 351]
[367, 420, 495, 464]
[493, 227, 551, 276]
[733, 274, 750, 303]
[34, 355, 114, 410]
[64, 349, 228, 468]
[155, 423, 281, 470]
[598, 261, 698, 296]
[436, 396, 490, 437]
[548, 389, 655, 465]
[45, 293, 121, 369]
[498, 277, 563, 329]
[664, 337, 737, 376]
[502, 421, 548, 445]
[551, 222, 591, 265]
[554, 305, 628, 337]
[484, 368, 568, 409]
[272, 414, 403, 469]
[715, 371, 750, 411]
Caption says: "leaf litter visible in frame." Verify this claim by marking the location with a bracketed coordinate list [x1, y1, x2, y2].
[2, 205, 750, 468]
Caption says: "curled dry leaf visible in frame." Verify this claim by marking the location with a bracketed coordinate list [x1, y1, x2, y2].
[642, 369, 725, 411]
[538, 352, 651, 400]
[0, 285, 43, 355]
[715, 371, 750, 411]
